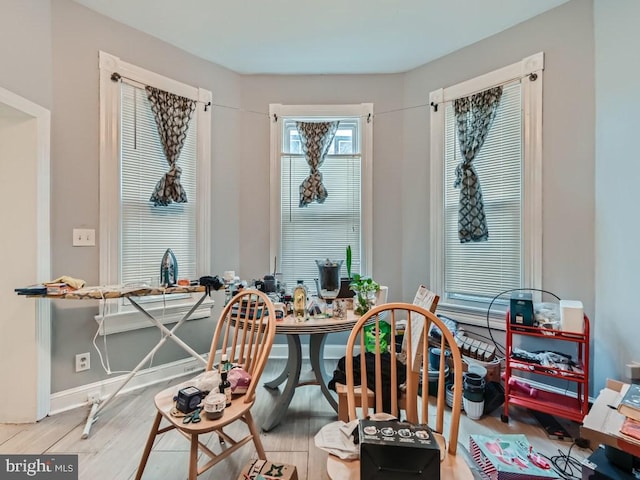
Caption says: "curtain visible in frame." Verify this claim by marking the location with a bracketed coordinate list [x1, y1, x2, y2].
[296, 121, 340, 207]
[453, 86, 503, 242]
[145, 86, 196, 206]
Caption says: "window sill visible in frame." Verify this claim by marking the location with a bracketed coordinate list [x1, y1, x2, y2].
[94, 297, 215, 336]
[437, 302, 507, 332]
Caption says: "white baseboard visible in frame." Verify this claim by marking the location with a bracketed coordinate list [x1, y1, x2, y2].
[49, 343, 346, 415]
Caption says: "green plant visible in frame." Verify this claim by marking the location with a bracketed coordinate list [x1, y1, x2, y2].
[346, 245, 352, 279]
[350, 274, 380, 315]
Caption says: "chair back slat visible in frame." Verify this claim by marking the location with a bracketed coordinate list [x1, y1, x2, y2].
[344, 302, 463, 455]
[206, 290, 276, 403]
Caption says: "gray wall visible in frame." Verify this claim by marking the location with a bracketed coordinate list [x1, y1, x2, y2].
[402, 0, 595, 315]
[238, 74, 405, 289]
[48, 0, 242, 391]
[403, 0, 597, 392]
[593, 0, 640, 392]
[4, 0, 626, 395]
[0, 0, 52, 109]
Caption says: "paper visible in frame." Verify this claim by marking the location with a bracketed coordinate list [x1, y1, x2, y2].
[314, 420, 359, 460]
[403, 285, 438, 372]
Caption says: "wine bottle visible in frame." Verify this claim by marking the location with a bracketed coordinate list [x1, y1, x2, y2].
[219, 371, 232, 406]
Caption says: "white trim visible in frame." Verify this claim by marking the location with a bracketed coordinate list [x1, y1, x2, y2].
[94, 298, 215, 335]
[49, 354, 209, 415]
[429, 52, 544, 321]
[98, 51, 212, 323]
[269, 103, 374, 275]
[0, 86, 51, 420]
[49, 342, 346, 415]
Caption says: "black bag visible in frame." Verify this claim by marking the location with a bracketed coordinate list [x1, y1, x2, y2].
[328, 352, 406, 414]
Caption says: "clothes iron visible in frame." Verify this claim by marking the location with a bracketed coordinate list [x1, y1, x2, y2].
[160, 248, 178, 286]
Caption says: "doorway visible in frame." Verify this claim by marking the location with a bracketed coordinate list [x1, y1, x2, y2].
[0, 87, 51, 422]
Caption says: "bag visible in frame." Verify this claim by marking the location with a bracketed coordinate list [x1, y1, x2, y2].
[228, 367, 251, 394]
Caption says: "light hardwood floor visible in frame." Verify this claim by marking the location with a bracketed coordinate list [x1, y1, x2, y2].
[0, 359, 590, 479]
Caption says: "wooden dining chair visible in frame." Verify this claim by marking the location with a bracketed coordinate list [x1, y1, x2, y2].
[135, 289, 276, 480]
[336, 285, 438, 422]
[327, 302, 473, 479]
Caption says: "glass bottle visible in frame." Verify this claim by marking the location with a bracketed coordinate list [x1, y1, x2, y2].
[220, 353, 230, 373]
[293, 280, 307, 321]
[219, 371, 232, 406]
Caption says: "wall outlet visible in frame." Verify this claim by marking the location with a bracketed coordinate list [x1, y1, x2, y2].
[72, 228, 95, 247]
[75, 352, 90, 372]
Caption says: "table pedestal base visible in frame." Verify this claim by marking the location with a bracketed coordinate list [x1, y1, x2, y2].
[262, 333, 338, 431]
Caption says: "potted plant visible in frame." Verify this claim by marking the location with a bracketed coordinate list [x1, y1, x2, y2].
[350, 274, 380, 315]
[337, 245, 355, 298]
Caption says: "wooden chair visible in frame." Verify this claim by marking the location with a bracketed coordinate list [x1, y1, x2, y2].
[135, 290, 276, 480]
[335, 285, 438, 422]
[327, 302, 473, 480]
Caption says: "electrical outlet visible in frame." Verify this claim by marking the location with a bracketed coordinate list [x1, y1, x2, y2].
[72, 228, 95, 247]
[75, 352, 90, 372]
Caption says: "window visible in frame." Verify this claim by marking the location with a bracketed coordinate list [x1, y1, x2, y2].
[98, 52, 212, 334]
[429, 53, 543, 326]
[269, 104, 373, 294]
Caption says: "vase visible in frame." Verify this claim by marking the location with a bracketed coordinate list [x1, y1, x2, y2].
[354, 290, 377, 316]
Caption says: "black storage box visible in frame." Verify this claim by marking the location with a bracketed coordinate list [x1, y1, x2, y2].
[510, 292, 534, 327]
[359, 420, 440, 480]
[581, 447, 637, 480]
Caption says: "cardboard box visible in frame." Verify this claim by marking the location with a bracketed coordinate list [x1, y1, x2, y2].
[359, 420, 440, 480]
[238, 459, 298, 480]
[580, 379, 640, 458]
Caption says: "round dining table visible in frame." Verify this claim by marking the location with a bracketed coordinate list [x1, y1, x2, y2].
[261, 309, 361, 431]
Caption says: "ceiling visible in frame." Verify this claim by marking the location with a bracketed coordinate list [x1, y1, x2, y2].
[72, 0, 569, 75]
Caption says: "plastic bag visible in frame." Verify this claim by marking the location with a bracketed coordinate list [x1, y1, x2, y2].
[364, 321, 391, 353]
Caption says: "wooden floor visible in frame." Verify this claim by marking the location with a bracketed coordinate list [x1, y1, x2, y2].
[0, 359, 591, 479]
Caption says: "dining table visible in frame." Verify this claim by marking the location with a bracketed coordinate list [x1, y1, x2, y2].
[261, 309, 361, 431]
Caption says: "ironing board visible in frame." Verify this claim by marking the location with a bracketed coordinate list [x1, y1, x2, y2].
[24, 284, 209, 438]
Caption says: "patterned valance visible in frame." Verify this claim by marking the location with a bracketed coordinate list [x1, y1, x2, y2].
[296, 121, 340, 207]
[145, 86, 196, 206]
[453, 86, 503, 242]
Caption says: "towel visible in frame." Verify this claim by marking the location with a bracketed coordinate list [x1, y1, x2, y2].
[45, 275, 86, 289]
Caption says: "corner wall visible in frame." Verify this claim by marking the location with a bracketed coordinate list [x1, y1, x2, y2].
[403, 0, 597, 389]
[593, 0, 640, 391]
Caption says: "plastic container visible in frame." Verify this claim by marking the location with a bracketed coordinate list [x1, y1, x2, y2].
[203, 392, 226, 420]
[463, 398, 484, 420]
[446, 384, 463, 410]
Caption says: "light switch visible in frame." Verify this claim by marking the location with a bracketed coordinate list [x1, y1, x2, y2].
[73, 228, 95, 247]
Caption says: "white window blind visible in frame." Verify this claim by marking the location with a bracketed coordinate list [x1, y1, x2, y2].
[120, 82, 198, 287]
[279, 118, 361, 293]
[443, 82, 522, 303]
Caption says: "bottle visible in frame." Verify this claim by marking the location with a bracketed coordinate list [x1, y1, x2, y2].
[219, 371, 232, 406]
[220, 353, 230, 373]
[293, 280, 307, 321]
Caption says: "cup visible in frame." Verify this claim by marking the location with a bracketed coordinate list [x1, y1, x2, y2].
[273, 302, 286, 320]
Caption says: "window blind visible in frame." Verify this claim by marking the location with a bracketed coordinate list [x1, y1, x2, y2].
[279, 118, 361, 294]
[120, 83, 198, 287]
[443, 82, 522, 302]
